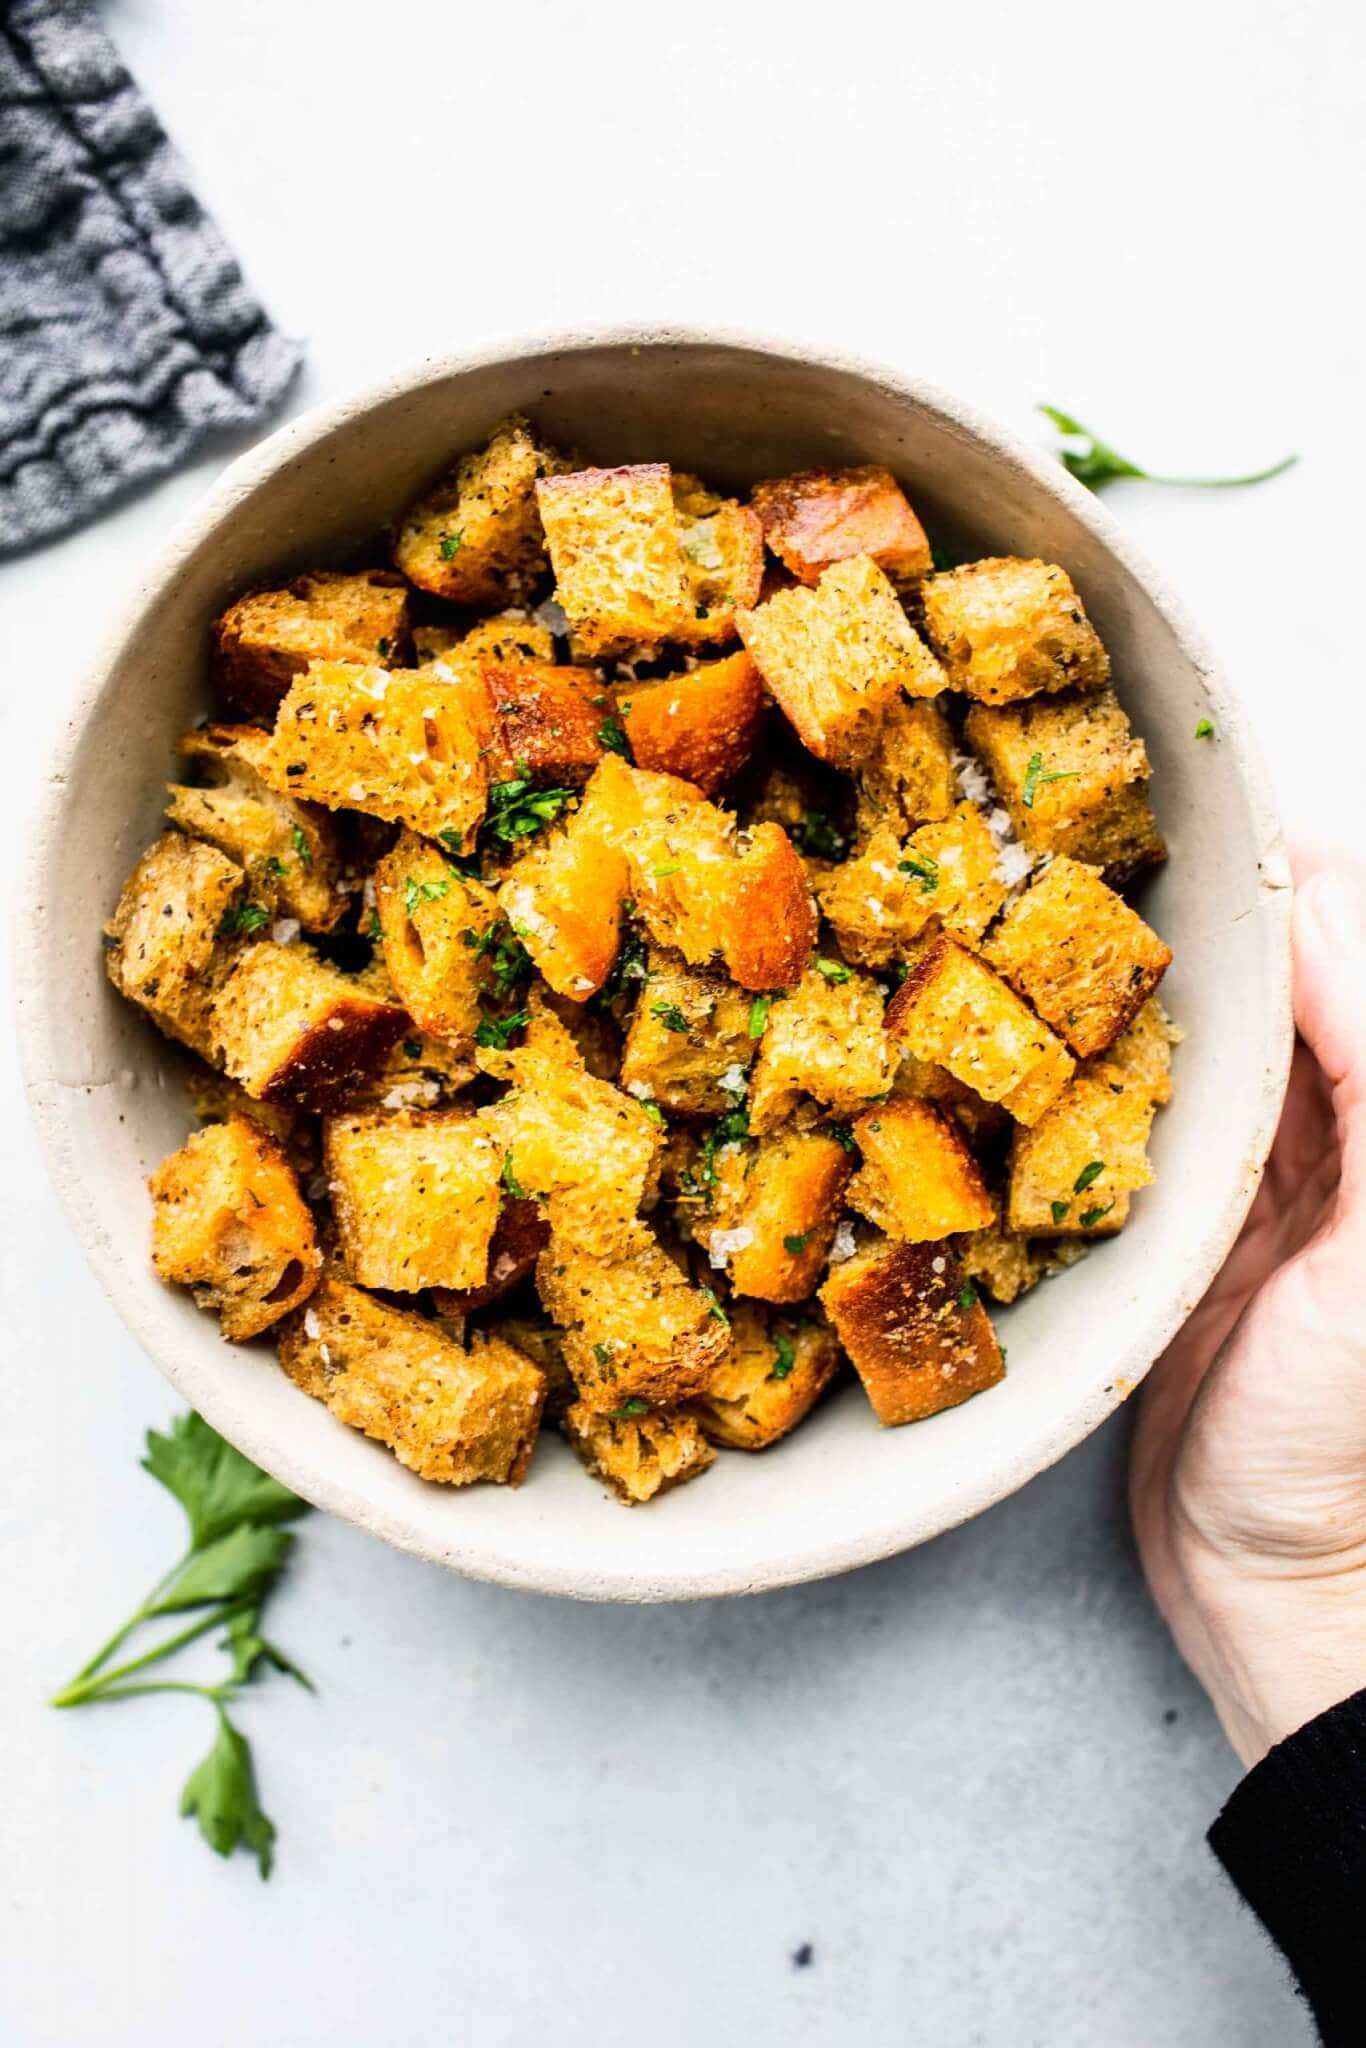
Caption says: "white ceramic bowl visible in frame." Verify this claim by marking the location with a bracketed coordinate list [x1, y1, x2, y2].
[18, 326, 1292, 1601]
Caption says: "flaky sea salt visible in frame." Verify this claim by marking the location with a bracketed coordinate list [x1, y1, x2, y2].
[708, 1227, 754, 1269]
[828, 1219, 858, 1263]
[271, 918, 301, 946]
[303, 1309, 321, 1340]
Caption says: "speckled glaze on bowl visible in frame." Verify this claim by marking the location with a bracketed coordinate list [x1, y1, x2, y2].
[17, 326, 1292, 1601]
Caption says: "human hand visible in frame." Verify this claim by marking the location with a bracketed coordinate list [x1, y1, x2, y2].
[1131, 853, 1366, 1767]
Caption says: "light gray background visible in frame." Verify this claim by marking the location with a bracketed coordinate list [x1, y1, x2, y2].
[3, 2, 1360, 2042]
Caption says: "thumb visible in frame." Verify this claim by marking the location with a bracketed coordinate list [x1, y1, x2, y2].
[1292, 863, 1366, 1234]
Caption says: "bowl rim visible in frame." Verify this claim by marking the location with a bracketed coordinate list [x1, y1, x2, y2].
[16, 321, 1294, 1601]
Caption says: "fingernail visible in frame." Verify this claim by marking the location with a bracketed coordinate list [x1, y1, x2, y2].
[1306, 870, 1366, 958]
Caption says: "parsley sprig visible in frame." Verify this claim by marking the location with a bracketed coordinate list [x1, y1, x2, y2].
[486, 764, 574, 844]
[1021, 753, 1079, 809]
[1039, 407, 1298, 494]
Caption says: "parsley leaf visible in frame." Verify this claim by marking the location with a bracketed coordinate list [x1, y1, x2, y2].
[179, 1705, 277, 1878]
[1194, 718, 1215, 739]
[1021, 753, 1079, 809]
[476, 1008, 530, 1049]
[262, 856, 289, 880]
[700, 1285, 730, 1326]
[609, 1397, 651, 1420]
[956, 1281, 980, 1311]
[792, 811, 847, 862]
[814, 957, 851, 985]
[438, 528, 464, 560]
[1039, 406, 1298, 494]
[597, 928, 649, 1006]
[142, 1412, 308, 1549]
[219, 901, 270, 935]
[596, 716, 631, 758]
[748, 995, 770, 1039]
[699, 1107, 750, 1190]
[486, 772, 574, 843]
[650, 1000, 691, 1035]
[652, 861, 681, 879]
[783, 1231, 812, 1255]
[896, 853, 940, 892]
[290, 826, 312, 867]
[404, 872, 451, 918]
[770, 1332, 796, 1380]
[151, 1525, 295, 1616]
[501, 1152, 529, 1200]
[1073, 1160, 1105, 1194]
[1050, 1199, 1072, 1225]
[472, 918, 531, 1000]
[221, 1606, 312, 1691]
[1079, 1202, 1116, 1229]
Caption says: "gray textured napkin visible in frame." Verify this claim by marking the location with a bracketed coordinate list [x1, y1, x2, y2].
[0, 0, 301, 555]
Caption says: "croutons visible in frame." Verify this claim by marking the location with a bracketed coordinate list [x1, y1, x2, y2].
[889, 1049, 1010, 1149]
[954, 1224, 1050, 1305]
[751, 465, 933, 587]
[963, 689, 1166, 885]
[619, 951, 756, 1116]
[278, 1274, 545, 1486]
[853, 696, 958, 841]
[747, 963, 891, 1133]
[481, 663, 607, 785]
[692, 1304, 842, 1450]
[885, 936, 1075, 1128]
[323, 1108, 503, 1292]
[483, 1313, 576, 1420]
[149, 1116, 320, 1339]
[563, 1399, 716, 1503]
[259, 662, 489, 849]
[695, 1126, 853, 1303]
[394, 415, 570, 606]
[737, 555, 947, 765]
[847, 1099, 995, 1241]
[372, 829, 504, 1044]
[616, 651, 765, 795]
[537, 1222, 730, 1413]
[212, 941, 409, 1111]
[984, 856, 1171, 1057]
[672, 475, 766, 643]
[920, 557, 1110, 705]
[183, 1064, 321, 1178]
[415, 612, 556, 673]
[430, 1199, 550, 1318]
[536, 463, 693, 655]
[821, 1238, 1004, 1425]
[815, 804, 1006, 970]
[1102, 997, 1178, 1105]
[104, 832, 245, 1058]
[212, 570, 412, 720]
[166, 725, 344, 931]
[1007, 1006, 1175, 1236]
[497, 805, 628, 1002]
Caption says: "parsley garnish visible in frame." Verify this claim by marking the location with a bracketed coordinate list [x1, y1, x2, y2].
[597, 716, 631, 758]
[366, 908, 383, 940]
[597, 927, 649, 1006]
[897, 853, 940, 892]
[475, 1008, 530, 1049]
[609, 1397, 651, 1420]
[1050, 1199, 1072, 1225]
[1038, 406, 1298, 494]
[473, 918, 531, 1000]
[748, 995, 770, 1039]
[219, 901, 270, 935]
[500, 1153, 529, 1200]
[404, 872, 451, 917]
[438, 528, 464, 560]
[700, 1285, 730, 1326]
[699, 1107, 750, 1189]
[1021, 753, 1080, 809]
[1079, 1202, 1115, 1228]
[1073, 1160, 1105, 1194]
[291, 826, 312, 867]
[593, 1342, 615, 1366]
[957, 1281, 979, 1311]
[652, 861, 681, 879]
[486, 768, 574, 843]
[650, 1000, 691, 1035]
[783, 1231, 812, 1255]
[1194, 718, 1215, 739]
[770, 1332, 796, 1380]
[262, 856, 289, 880]
[828, 1123, 857, 1153]
[814, 957, 851, 985]
[792, 811, 847, 862]
[402, 1038, 423, 1059]
[639, 1099, 664, 1126]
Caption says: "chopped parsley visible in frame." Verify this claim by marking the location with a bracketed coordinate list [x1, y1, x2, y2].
[1194, 718, 1215, 739]
[1073, 1160, 1105, 1194]
[1079, 1203, 1115, 1229]
[650, 1001, 691, 1035]
[770, 1332, 796, 1380]
[638, 1099, 664, 1126]
[262, 856, 289, 880]
[792, 811, 848, 862]
[486, 768, 574, 844]
[597, 928, 649, 1006]
[1050, 1199, 1072, 1225]
[699, 1106, 749, 1190]
[438, 529, 464, 560]
[593, 1342, 615, 1367]
[404, 873, 451, 917]
[783, 1231, 812, 1256]
[748, 995, 770, 1039]
[700, 1286, 729, 1326]
[609, 1397, 651, 1420]
[897, 853, 940, 892]
[1021, 753, 1080, 809]
[219, 901, 270, 935]
[472, 919, 531, 1000]
[500, 1153, 529, 1199]
[814, 957, 851, 985]
[365, 908, 383, 939]
[402, 1038, 423, 1059]
[596, 715, 631, 758]
[828, 1123, 857, 1154]
[957, 1281, 979, 1311]
[475, 1008, 530, 1050]
[652, 861, 681, 879]
[291, 826, 312, 867]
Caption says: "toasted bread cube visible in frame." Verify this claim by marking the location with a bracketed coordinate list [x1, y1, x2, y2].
[984, 857, 1171, 1057]
[373, 829, 503, 1043]
[889, 1050, 1010, 1149]
[416, 610, 558, 673]
[616, 650, 765, 795]
[394, 415, 569, 606]
[955, 1224, 1050, 1305]
[620, 951, 756, 1116]
[149, 1116, 320, 1339]
[336, 1019, 478, 1115]
[212, 570, 412, 721]
[105, 832, 245, 1058]
[724, 823, 820, 992]
[536, 463, 692, 655]
[815, 805, 1006, 970]
[183, 1064, 321, 1178]
[537, 1222, 731, 1412]
[563, 1399, 715, 1503]
[323, 1108, 502, 1291]
[672, 476, 766, 644]
[498, 810, 628, 1001]
[848, 1099, 995, 1241]
[693, 1303, 842, 1449]
[885, 935, 1075, 1127]
[748, 963, 891, 1133]
[1102, 998, 1178, 1105]
[483, 1314, 576, 1420]
[697, 1126, 853, 1303]
[1007, 1057, 1162, 1236]
[212, 942, 409, 1111]
[854, 696, 958, 841]
[738, 555, 947, 765]
[821, 1238, 1004, 1425]
[963, 688, 1166, 884]
[481, 663, 607, 785]
[167, 724, 344, 932]
[278, 1274, 545, 1485]
[430, 1199, 551, 1319]
[921, 557, 1110, 705]
[751, 466, 932, 587]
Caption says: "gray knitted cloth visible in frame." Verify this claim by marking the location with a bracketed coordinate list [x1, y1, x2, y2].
[0, 0, 301, 554]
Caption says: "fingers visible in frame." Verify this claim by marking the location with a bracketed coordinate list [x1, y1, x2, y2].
[1292, 862, 1366, 1256]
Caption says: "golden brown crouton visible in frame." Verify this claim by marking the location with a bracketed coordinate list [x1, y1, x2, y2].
[393, 415, 570, 605]
[920, 557, 1110, 705]
[212, 941, 409, 1111]
[695, 1126, 853, 1303]
[963, 689, 1165, 885]
[984, 856, 1171, 1057]
[278, 1274, 545, 1486]
[616, 651, 765, 795]
[672, 475, 766, 643]
[1007, 1058, 1162, 1237]
[372, 829, 504, 1044]
[751, 466, 933, 587]
[430, 1198, 550, 1318]
[537, 1222, 730, 1413]
[183, 1064, 321, 1179]
[619, 951, 756, 1116]
[1102, 998, 1178, 1105]
[814, 805, 1006, 970]
[885, 935, 1075, 1127]
[954, 1224, 1050, 1305]
[889, 1050, 1010, 1149]
[212, 570, 412, 721]
[821, 1238, 1004, 1425]
[166, 725, 344, 932]
[848, 1099, 995, 1241]
[483, 1313, 576, 1420]
[692, 1303, 842, 1450]
[481, 663, 607, 785]
[149, 1116, 321, 1340]
[334, 1006, 478, 1116]
[496, 807, 628, 1002]
[737, 555, 947, 765]
[104, 832, 245, 1058]
[536, 464, 693, 655]
[323, 1108, 503, 1292]
[853, 696, 958, 841]
[258, 662, 489, 849]
[747, 963, 891, 1133]
[563, 1399, 716, 1503]
[415, 610, 558, 674]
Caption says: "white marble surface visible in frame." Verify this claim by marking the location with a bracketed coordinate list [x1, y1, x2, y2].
[3, 1, 1361, 2040]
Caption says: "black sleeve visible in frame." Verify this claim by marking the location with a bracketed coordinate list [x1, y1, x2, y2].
[1208, 1687, 1366, 2044]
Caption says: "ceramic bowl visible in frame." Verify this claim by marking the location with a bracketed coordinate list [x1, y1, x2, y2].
[17, 326, 1292, 1600]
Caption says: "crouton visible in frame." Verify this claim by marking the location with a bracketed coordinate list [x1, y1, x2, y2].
[954, 1224, 1050, 1305]
[497, 805, 629, 1001]
[984, 856, 1171, 1057]
[672, 475, 766, 643]
[258, 662, 489, 849]
[536, 464, 693, 655]
[751, 465, 933, 587]
[430, 1199, 550, 1318]
[335, 1014, 478, 1115]
[889, 1050, 1010, 1149]
[821, 1238, 1004, 1425]
[737, 555, 947, 765]
[815, 805, 1006, 969]
[619, 950, 756, 1116]
[278, 1274, 545, 1486]
[166, 725, 345, 932]
[963, 689, 1165, 884]
[853, 696, 958, 841]
[480, 663, 607, 785]
[1102, 997, 1178, 1105]
[885, 936, 1075, 1128]
[920, 557, 1110, 705]
[1007, 1056, 1162, 1237]
[484, 1314, 576, 1420]
[104, 832, 245, 1058]
[848, 1099, 995, 1241]
[748, 963, 891, 1133]
[692, 1303, 842, 1449]
[393, 415, 570, 605]
[183, 1064, 321, 1179]
[537, 1222, 730, 1412]
[563, 1399, 716, 1503]
[725, 824, 820, 992]
[212, 941, 409, 1111]
[323, 1108, 503, 1292]
[538, 988, 623, 1079]
[616, 651, 765, 795]
[415, 610, 557, 673]
[149, 1116, 321, 1339]
[212, 570, 412, 720]
[695, 1125, 853, 1303]
[373, 829, 505, 1043]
